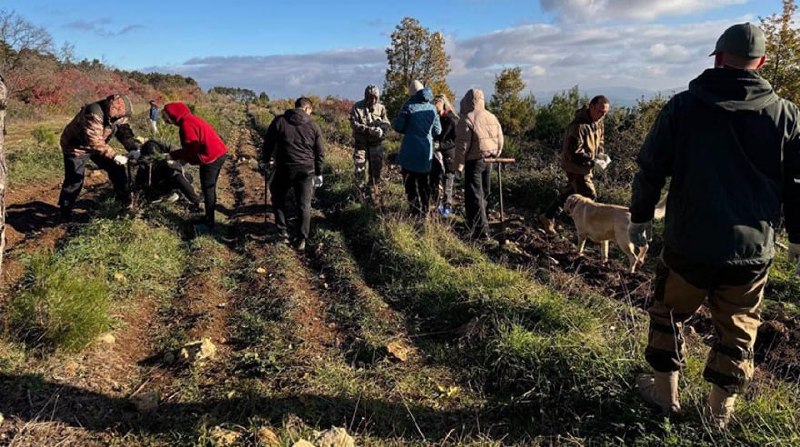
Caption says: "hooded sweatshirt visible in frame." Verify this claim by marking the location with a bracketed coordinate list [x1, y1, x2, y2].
[60, 94, 138, 159]
[162, 102, 228, 165]
[455, 88, 503, 165]
[263, 108, 325, 175]
[393, 87, 442, 174]
[560, 106, 604, 175]
[630, 68, 800, 269]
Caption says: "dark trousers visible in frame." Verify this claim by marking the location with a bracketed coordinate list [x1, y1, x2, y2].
[402, 170, 431, 217]
[429, 150, 456, 207]
[545, 172, 596, 218]
[58, 152, 128, 214]
[174, 171, 201, 204]
[270, 166, 314, 241]
[199, 154, 227, 226]
[464, 158, 490, 238]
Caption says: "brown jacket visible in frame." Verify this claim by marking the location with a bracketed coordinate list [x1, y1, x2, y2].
[560, 106, 604, 175]
[60, 95, 137, 159]
[455, 88, 503, 164]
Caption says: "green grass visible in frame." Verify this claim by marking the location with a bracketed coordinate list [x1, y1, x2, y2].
[6, 212, 186, 352]
[8, 252, 111, 352]
[316, 145, 800, 445]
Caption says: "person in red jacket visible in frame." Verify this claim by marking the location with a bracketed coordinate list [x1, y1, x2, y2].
[162, 102, 228, 228]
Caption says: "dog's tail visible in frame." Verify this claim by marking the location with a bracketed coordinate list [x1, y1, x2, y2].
[653, 193, 668, 220]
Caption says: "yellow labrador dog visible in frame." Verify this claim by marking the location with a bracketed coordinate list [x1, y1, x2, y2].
[563, 194, 666, 273]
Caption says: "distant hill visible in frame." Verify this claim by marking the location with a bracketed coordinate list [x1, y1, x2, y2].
[534, 86, 682, 108]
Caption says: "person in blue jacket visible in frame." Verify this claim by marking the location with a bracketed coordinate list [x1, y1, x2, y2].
[392, 81, 442, 217]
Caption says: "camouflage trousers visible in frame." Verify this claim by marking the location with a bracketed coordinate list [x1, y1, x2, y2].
[645, 260, 769, 394]
[353, 144, 383, 189]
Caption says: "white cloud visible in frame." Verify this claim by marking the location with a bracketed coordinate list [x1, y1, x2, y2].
[539, 0, 748, 22]
[146, 18, 738, 102]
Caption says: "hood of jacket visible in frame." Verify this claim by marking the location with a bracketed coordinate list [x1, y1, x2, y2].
[163, 102, 192, 123]
[688, 68, 779, 112]
[459, 88, 485, 115]
[410, 87, 434, 104]
[284, 108, 311, 125]
[364, 84, 380, 102]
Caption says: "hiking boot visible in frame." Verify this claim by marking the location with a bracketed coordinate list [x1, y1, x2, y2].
[540, 215, 557, 235]
[637, 371, 681, 416]
[707, 385, 737, 430]
[295, 238, 306, 251]
[278, 231, 290, 245]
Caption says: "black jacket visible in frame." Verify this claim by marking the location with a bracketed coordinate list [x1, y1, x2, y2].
[435, 109, 459, 153]
[263, 108, 325, 175]
[630, 68, 800, 268]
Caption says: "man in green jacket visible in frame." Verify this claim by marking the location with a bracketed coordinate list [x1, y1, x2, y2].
[629, 23, 800, 429]
[540, 95, 609, 234]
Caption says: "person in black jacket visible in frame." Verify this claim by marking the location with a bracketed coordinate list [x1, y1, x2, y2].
[431, 94, 459, 216]
[263, 97, 325, 250]
[134, 140, 201, 209]
[628, 23, 800, 429]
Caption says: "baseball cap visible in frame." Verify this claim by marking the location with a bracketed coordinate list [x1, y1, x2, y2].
[710, 22, 766, 58]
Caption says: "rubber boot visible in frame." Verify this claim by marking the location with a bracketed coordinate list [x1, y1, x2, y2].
[637, 371, 681, 416]
[708, 384, 737, 430]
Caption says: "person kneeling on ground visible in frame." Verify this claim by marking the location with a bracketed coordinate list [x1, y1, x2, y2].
[161, 102, 229, 229]
[262, 97, 325, 251]
[134, 139, 202, 210]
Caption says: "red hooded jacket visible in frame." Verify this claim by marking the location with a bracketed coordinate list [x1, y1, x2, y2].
[163, 102, 228, 165]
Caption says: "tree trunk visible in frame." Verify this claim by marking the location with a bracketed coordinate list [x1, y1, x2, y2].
[0, 74, 7, 281]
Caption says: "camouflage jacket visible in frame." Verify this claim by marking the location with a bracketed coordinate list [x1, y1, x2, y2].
[60, 96, 138, 159]
[349, 100, 390, 148]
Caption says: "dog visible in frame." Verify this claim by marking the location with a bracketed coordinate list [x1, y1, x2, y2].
[563, 194, 666, 273]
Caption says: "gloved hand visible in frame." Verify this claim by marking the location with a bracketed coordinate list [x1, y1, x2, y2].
[369, 127, 383, 138]
[457, 164, 464, 173]
[628, 221, 653, 248]
[166, 159, 180, 169]
[113, 155, 129, 166]
[313, 175, 323, 188]
[134, 136, 147, 145]
[789, 243, 800, 276]
[595, 154, 611, 170]
[128, 149, 141, 160]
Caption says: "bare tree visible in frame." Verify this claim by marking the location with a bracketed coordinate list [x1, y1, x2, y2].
[0, 9, 55, 94]
[0, 74, 7, 279]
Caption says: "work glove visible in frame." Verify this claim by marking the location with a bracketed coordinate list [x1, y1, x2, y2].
[113, 155, 129, 166]
[134, 136, 147, 145]
[628, 220, 653, 248]
[128, 149, 141, 160]
[595, 154, 611, 170]
[166, 159, 180, 169]
[789, 242, 800, 276]
[313, 175, 323, 188]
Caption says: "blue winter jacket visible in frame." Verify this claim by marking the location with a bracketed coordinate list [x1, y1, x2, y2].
[393, 87, 441, 174]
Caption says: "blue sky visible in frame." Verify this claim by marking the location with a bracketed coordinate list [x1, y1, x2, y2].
[2, 0, 782, 101]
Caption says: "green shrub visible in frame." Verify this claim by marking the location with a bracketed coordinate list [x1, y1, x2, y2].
[31, 125, 57, 147]
[9, 253, 111, 352]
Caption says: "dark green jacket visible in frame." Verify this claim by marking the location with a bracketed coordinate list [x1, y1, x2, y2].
[630, 68, 800, 268]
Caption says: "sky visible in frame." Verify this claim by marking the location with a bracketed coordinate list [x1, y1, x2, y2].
[1, 0, 783, 102]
